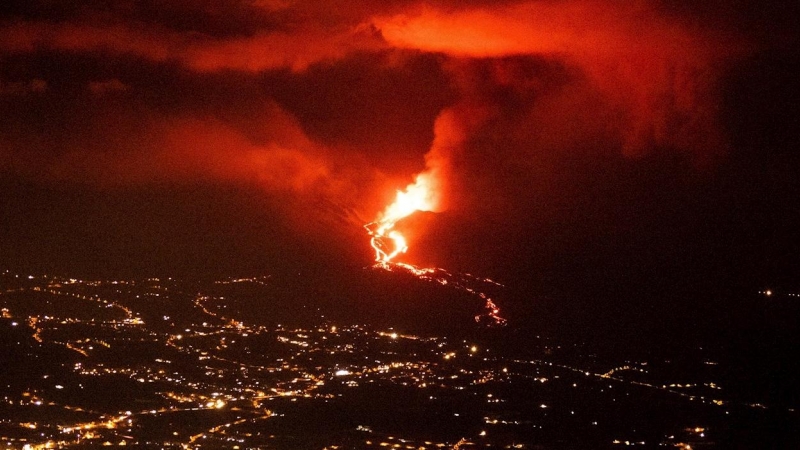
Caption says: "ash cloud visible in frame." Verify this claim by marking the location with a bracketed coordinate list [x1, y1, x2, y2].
[374, 0, 749, 162]
[1, 0, 795, 280]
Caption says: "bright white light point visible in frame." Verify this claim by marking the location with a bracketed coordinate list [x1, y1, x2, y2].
[55, 385, 63, 389]
[470, 346, 477, 353]
[335, 369, 351, 376]
[479, 430, 486, 436]
[214, 399, 225, 409]
[540, 404, 547, 408]
[766, 290, 772, 296]
[390, 333, 398, 339]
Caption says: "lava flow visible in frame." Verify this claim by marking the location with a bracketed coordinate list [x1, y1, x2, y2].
[364, 173, 437, 263]
[365, 174, 506, 326]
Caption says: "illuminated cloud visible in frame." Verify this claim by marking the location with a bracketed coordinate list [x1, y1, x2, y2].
[52, 117, 330, 189]
[372, 0, 749, 160]
[0, 0, 784, 273]
[0, 20, 386, 72]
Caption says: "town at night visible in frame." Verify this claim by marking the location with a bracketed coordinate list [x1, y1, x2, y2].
[2, 0, 799, 448]
[2, 270, 798, 448]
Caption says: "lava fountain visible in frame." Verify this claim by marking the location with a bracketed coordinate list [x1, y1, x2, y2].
[364, 173, 437, 263]
[364, 173, 506, 326]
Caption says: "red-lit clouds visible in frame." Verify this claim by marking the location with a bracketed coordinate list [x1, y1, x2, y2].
[47, 116, 329, 190]
[0, 0, 754, 254]
[0, 2, 391, 222]
[374, 1, 747, 160]
[0, 20, 385, 73]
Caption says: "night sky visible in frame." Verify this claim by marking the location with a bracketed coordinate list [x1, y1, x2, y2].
[1, 0, 798, 316]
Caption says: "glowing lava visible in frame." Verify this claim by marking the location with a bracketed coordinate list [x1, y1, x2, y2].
[383, 262, 508, 326]
[365, 173, 437, 263]
[364, 173, 506, 326]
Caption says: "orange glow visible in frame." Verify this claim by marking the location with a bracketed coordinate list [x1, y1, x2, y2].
[363, 148, 505, 326]
[0, 21, 385, 73]
[373, 1, 746, 160]
[365, 173, 437, 263]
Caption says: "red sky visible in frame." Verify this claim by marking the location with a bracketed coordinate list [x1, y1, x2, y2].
[1, 0, 798, 297]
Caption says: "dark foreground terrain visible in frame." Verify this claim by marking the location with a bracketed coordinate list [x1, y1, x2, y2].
[1, 269, 798, 448]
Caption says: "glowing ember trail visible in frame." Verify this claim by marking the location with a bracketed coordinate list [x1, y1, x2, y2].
[383, 263, 508, 326]
[365, 174, 506, 326]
